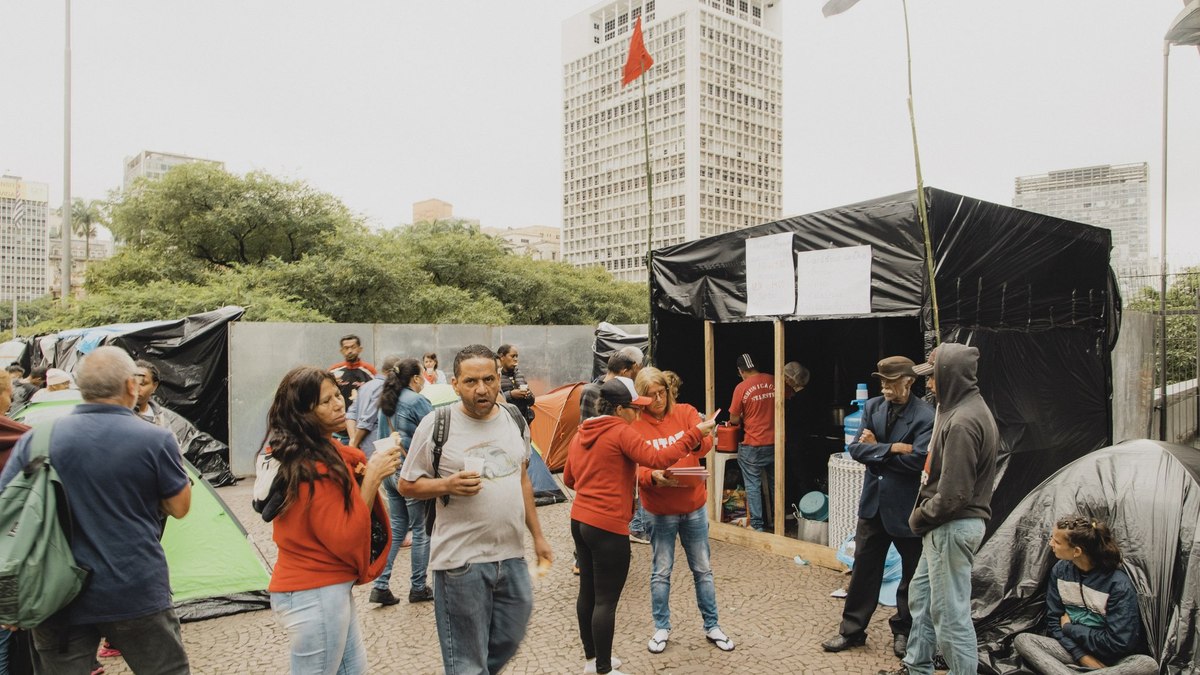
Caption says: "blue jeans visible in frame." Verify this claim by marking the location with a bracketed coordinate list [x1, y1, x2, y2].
[629, 497, 647, 535]
[903, 518, 985, 675]
[646, 505, 720, 631]
[271, 581, 365, 675]
[737, 444, 774, 531]
[375, 474, 430, 592]
[433, 558, 533, 675]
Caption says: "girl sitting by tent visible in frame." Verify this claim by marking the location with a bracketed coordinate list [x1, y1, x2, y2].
[1013, 515, 1158, 675]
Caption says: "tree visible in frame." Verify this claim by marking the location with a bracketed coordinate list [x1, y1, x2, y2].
[1128, 267, 1200, 384]
[109, 163, 354, 267]
[70, 198, 105, 264]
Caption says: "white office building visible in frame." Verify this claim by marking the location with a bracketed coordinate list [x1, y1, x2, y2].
[562, 0, 783, 282]
[0, 176, 50, 303]
[123, 150, 224, 192]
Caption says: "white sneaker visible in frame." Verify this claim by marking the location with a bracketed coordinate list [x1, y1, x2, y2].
[647, 628, 670, 653]
[706, 626, 735, 652]
[583, 656, 623, 673]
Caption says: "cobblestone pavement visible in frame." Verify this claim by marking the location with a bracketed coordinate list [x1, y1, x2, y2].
[98, 481, 908, 674]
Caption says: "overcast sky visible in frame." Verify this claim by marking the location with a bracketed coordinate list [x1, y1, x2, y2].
[3, 1, 1199, 267]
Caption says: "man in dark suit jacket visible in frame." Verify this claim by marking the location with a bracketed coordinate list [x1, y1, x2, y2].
[822, 356, 935, 659]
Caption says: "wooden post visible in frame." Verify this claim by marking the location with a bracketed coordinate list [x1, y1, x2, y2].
[773, 319, 785, 536]
[705, 320, 717, 520]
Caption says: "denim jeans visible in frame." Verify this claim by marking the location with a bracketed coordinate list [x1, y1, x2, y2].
[645, 505, 720, 631]
[271, 580, 365, 675]
[629, 495, 647, 535]
[30, 608, 189, 675]
[903, 518, 985, 675]
[375, 474, 430, 592]
[737, 444, 774, 531]
[434, 557, 533, 675]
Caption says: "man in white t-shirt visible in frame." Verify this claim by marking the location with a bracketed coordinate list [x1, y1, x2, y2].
[399, 344, 553, 675]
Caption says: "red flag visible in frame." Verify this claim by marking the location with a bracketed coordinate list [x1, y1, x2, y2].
[622, 17, 654, 87]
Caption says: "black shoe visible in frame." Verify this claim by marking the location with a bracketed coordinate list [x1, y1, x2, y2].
[893, 634, 908, 659]
[821, 634, 866, 652]
[369, 588, 400, 606]
[408, 586, 434, 603]
[877, 667, 909, 675]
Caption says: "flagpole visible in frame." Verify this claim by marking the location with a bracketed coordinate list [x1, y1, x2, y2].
[901, 0, 940, 347]
[640, 71, 655, 360]
[61, 0, 73, 305]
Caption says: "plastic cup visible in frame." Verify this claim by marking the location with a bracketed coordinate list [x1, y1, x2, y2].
[372, 437, 396, 457]
[463, 457, 485, 476]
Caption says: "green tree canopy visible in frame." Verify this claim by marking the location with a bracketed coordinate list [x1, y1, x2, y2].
[1128, 267, 1200, 384]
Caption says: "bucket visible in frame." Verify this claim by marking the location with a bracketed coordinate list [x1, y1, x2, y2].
[798, 518, 829, 545]
[716, 424, 740, 452]
[798, 491, 829, 522]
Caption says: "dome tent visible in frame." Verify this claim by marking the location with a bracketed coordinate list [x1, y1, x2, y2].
[973, 440, 1199, 673]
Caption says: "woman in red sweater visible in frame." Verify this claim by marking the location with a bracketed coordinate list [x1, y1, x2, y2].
[265, 367, 400, 675]
[564, 376, 717, 675]
[632, 368, 734, 656]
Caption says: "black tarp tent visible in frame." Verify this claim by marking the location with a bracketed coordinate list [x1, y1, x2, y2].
[973, 440, 1198, 673]
[649, 187, 1119, 533]
[591, 322, 649, 380]
[28, 306, 243, 486]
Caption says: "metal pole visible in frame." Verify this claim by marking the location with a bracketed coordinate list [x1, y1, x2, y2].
[1159, 40, 1170, 441]
[61, 0, 73, 304]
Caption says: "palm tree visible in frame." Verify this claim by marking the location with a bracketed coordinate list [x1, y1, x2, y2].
[70, 198, 105, 264]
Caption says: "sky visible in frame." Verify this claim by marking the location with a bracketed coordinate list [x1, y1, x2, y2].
[3, 1, 1200, 267]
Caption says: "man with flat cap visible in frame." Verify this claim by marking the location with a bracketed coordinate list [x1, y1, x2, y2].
[822, 356, 934, 660]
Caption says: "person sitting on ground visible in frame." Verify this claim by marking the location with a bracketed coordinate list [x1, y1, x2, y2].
[1013, 515, 1159, 675]
[261, 367, 400, 673]
[631, 368, 734, 656]
[371, 357, 435, 606]
[565, 376, 718, 675]
[422, 352, 448, 385]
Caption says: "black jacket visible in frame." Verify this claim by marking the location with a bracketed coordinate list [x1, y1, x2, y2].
[908, 343, 998, 536]
[847, 395, 935, 538]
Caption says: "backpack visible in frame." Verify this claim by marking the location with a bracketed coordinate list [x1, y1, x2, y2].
[0, 421, 90, 628]
[424, 402, 528, 536]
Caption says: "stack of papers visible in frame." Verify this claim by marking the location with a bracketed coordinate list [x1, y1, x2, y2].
[668, 466, 710, 478]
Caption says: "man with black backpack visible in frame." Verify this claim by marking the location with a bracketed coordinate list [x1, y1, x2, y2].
[0, 346, 192, 674]
[399, 344, 553, 675]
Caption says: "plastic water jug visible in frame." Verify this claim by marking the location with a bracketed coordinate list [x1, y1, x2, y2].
[843, 383, 869, 451]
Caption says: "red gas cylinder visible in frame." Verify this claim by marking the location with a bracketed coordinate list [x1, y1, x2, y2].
[715, 424, 740, 452]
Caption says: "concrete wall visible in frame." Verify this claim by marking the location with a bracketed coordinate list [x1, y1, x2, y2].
[227, 322, 644, 476]
[1112, 311, 1155, 443]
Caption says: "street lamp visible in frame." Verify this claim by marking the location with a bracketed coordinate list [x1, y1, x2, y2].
[1158, 0, 1200, 439]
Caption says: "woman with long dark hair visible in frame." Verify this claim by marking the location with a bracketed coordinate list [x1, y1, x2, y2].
[265, 367, 400, 674]
[1013, 515, 1158, 674]
[370, 358, 436, 605]
[564, 376, 717, 675]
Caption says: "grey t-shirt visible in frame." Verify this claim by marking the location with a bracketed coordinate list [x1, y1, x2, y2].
[399, 405, 531, 571]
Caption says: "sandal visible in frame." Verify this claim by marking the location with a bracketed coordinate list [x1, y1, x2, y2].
[647, 628, 670, 654]
[706, 627, 735, 652]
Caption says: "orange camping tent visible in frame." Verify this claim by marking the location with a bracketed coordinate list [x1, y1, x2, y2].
[531, 382, 586, 471]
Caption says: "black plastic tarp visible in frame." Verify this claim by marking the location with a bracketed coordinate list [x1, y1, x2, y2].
[973, 440, 1198, 674]
[649, 188, 1117, 533]
[592, 322, 649, 380]
[30, 307, 243, 485]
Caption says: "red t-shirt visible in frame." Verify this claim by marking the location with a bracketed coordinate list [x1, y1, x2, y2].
[268, 441, 390, 592]
[729, 373, 778, 446]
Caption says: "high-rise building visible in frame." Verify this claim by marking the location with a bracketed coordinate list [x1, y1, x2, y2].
[123, 150, 224, 191]
[1013, 163, 1150, 291]
[0, 176, 50, 303]
[562, 0, 783, 282]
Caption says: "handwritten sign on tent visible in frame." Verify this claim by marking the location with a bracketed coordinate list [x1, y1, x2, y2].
[794, 245, 872, 316]
[744, 233, 796, 316]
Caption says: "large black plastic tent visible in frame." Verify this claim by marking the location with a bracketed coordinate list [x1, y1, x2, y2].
[649, 187, 1118, 530]
[973, 440, 1198, 673]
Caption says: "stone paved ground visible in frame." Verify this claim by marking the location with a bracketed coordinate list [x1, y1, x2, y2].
[99, 481, 908, 674]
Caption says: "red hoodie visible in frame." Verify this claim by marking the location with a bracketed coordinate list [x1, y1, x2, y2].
[564, 415, 704, 535]
[631, 403, 713, 516]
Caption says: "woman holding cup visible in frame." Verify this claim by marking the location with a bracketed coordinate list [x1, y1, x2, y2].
[371, 358, 436, 605]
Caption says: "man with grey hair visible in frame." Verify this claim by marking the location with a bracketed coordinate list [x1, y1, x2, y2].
[346, 352, 403, 451]
[0, 346, 192, 674]
[579, 346, 645, 421]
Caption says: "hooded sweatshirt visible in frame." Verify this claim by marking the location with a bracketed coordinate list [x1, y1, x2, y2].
[908, 342, 999, 536]
[632, 403, 713, 516]
[565, 415, 703, 535]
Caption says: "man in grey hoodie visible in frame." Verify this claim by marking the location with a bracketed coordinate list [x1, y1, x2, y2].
[879, 342, 998, 675]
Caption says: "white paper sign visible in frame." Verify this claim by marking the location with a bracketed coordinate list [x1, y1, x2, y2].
[744, 233, 796, 316]
[794, 245, 872, 316]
